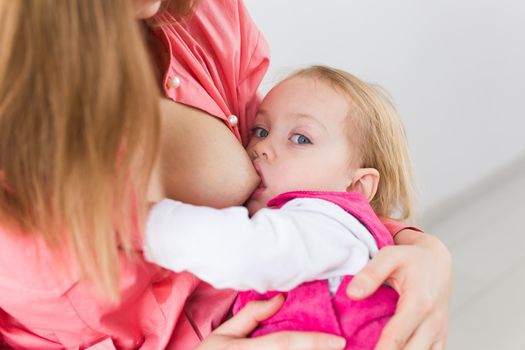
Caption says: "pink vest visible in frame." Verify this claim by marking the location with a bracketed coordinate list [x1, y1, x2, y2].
[233, 191, 399, 350]
[268, 191, 394, 248]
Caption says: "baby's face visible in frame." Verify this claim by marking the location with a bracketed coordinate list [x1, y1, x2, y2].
[246, 76, 359, 215]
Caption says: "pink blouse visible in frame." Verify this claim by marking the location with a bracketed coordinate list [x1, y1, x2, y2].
[0, 0, 416, 348]
[0, 0, 268, 348]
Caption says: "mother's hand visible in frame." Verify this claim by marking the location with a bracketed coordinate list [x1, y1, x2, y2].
[347, 229, 452, 350]
[197, 295, 347, 350]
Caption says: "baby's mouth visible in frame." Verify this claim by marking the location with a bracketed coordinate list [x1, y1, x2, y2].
[254, 164, 266, 188]
[256, 179, 266, 190]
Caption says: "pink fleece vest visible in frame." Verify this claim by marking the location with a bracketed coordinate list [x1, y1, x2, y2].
[233, 191, 399, 350]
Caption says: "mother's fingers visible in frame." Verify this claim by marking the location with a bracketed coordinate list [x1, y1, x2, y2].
[403, 312, 448, 350]
[431, 339, 447, 350]
[214, 295, 285, 337]
[227, 331, 347, 350]
[199, 296, 346, 350]
[374, 292, 429, 350]
[347, 246, 404, 299]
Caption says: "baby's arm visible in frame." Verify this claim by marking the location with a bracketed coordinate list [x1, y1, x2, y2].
[145, 197, 377, 292]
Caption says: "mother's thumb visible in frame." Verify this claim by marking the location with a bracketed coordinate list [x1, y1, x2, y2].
[214, 294, 285, 337]
[347, 248, 399, 300]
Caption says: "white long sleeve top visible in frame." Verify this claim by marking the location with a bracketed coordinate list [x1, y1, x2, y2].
[144, 197, 378, 293]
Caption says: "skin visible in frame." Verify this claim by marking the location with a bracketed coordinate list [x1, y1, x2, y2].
[133, 0, 163, 19]
[349, 229, 451, 350]
[243, 77, 451, 350]
[135, 1, 452, 348]
[149, 99, 259, 208]
[197, 295, 347, 350]
[245, 76, 378, 215]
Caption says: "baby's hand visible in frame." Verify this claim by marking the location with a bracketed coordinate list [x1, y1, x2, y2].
[147, 202, 157, 212]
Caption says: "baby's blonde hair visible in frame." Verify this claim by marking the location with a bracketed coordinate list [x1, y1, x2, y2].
[291, 66, 415, 221]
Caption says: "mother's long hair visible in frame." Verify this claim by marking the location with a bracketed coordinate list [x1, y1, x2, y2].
[0, 0, 160, 301]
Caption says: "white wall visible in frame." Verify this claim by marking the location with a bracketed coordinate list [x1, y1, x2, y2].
[244, 0, 525, 217]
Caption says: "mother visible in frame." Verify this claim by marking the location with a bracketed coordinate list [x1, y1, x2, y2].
[0, 0, 451, 349]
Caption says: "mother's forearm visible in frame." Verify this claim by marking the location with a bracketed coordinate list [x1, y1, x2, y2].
[393, 228, 424, 245]
[394, 228, 451, 263]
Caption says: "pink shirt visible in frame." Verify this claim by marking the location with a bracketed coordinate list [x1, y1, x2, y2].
[0, 0, 268, 348]
[0, 0, 416, 347]
[153, 0, 269, 147]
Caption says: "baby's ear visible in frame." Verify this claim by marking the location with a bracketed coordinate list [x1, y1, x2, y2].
[346, 168, 380, 202]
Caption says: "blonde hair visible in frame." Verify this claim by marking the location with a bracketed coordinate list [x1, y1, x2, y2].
[291, 66, 415, 221]
[0, 0, 160, 301]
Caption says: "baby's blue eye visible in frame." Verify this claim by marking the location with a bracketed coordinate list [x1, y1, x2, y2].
[253, 127, 269, 138]
[290, 134, 311, 145]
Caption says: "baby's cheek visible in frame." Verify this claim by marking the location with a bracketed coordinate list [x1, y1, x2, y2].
[280, 167, 314, 192]
[274, 164, 293, 186]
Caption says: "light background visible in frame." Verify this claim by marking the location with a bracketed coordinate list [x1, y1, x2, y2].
[244, 1, 525, 348]
[245, 0, 525, 219]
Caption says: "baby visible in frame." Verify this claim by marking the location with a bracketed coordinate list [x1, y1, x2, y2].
[145, 65, 414, 349]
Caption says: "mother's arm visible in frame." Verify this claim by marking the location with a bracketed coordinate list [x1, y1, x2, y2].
[347, 229, 452, 350]
[149, 99, 260, 207]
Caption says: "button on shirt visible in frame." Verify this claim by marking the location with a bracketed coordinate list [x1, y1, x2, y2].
[0, 1, 270, 349]
[228, 114, 239, 126]
[168, 76, 181, 89]
[153, 0, 270, 147]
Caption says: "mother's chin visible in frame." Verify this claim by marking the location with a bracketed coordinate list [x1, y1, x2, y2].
[133, 0, 163, 19]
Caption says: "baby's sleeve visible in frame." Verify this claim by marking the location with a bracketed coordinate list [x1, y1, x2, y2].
[144, 198, 376, 292]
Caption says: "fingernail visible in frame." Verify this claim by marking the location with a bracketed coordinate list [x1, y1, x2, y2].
[270, 293, 283, 301]
[347, 285, 364, 298]
[268, 294, 284, 305]
[328, 337, 346, 349]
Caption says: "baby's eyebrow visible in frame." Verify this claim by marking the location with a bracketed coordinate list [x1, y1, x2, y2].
[255, 109, 327, 133]
[255, 109, 269, 117]
[254, 109, 270, 124]
[294, 113, 328, 132]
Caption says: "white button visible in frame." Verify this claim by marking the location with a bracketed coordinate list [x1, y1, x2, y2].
[228, 114, 238, 126]
[169, 76, 181, 89]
